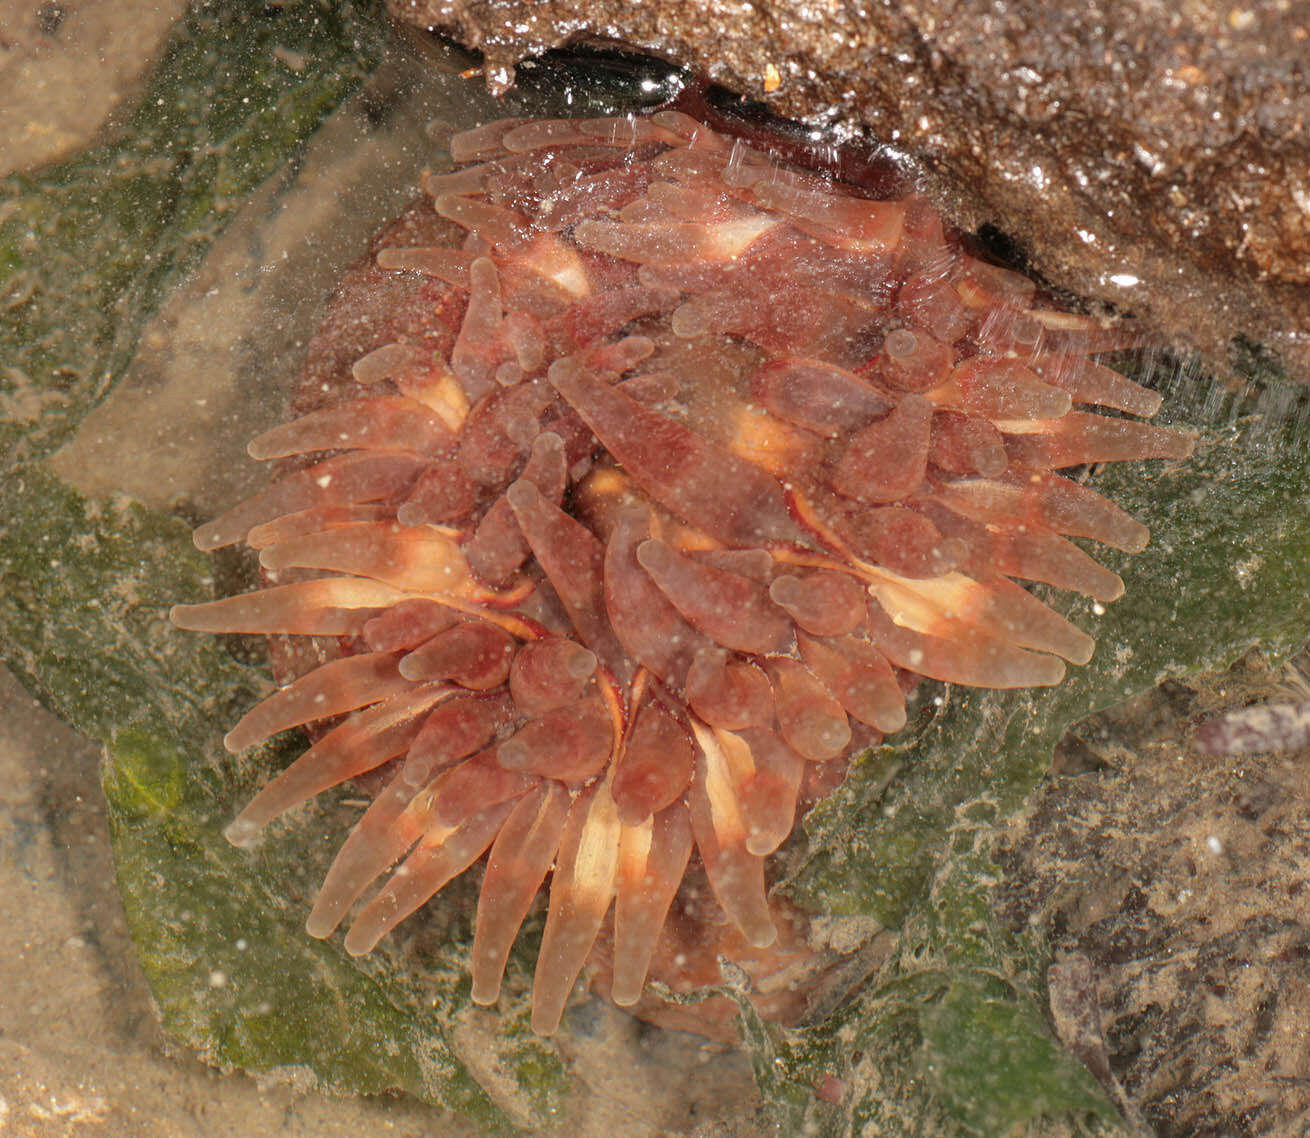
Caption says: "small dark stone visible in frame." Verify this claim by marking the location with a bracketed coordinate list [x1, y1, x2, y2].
[35, 2, 65, 36]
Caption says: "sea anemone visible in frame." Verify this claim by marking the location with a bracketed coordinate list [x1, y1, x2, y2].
[170, 108, 1194, 1035]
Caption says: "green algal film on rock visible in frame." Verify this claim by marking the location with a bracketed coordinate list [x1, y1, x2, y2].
[2, 2, 1309, 1134]
[0, 3, 522, 1133]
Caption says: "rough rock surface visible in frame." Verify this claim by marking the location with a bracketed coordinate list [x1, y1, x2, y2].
[998, 651, 1310, 1136]
[390, 0, 1310, 377]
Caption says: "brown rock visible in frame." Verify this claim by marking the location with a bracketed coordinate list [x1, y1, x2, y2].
[390, 0, 1310, 376]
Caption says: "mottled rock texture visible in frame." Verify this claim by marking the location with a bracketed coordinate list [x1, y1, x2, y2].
[391, 0, 1310, 376]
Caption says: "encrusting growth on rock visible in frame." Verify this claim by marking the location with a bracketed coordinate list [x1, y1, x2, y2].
[172, 109, 1194, 1036]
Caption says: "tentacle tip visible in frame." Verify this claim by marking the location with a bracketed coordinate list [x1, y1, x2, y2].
[877, 708, 909, 736]
[793, 716, 852, 760]
[745, 832, 783, 857]
[1067, 634, 1097, 667]
[1037, 658, 1067, 687]
[634, 538, 670, 573]
[496, 739, 528, 769]
[304, 910, 338, 940]
[167, 604, 191, 628]
[822, 721, 853, 754]
[505, 479, 538, 511]
[192, 525, 224, 552]
[614, 334, 655, 360]
[609, 985, 641, 1008]
[745, 922, 779, 950]
[342, 926, 380, 957]
[397, 653, 424, 682]
[223, 817, 261, 848]
[545, 356, 575, 384]
[768, 576, 802, 607]
[221, 729, 246, 754]
[532, 430, 565, 456]
[567, 647, 599, 679]
[529, 1007, 563, 1037]
[470, 980, 501, 1006]
[1100, 576, 1127, 603]
[1124, 526, 1150, 554]
[399, 758, 434, 789]
[613, 798, 652, 828]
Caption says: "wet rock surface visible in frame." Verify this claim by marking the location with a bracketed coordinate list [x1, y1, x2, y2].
[998, 652, 1310, 1136]
[390, 0, 1310, 377]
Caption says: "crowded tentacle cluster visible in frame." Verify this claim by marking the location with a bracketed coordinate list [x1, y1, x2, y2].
[171, 110, 1194, 1035]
